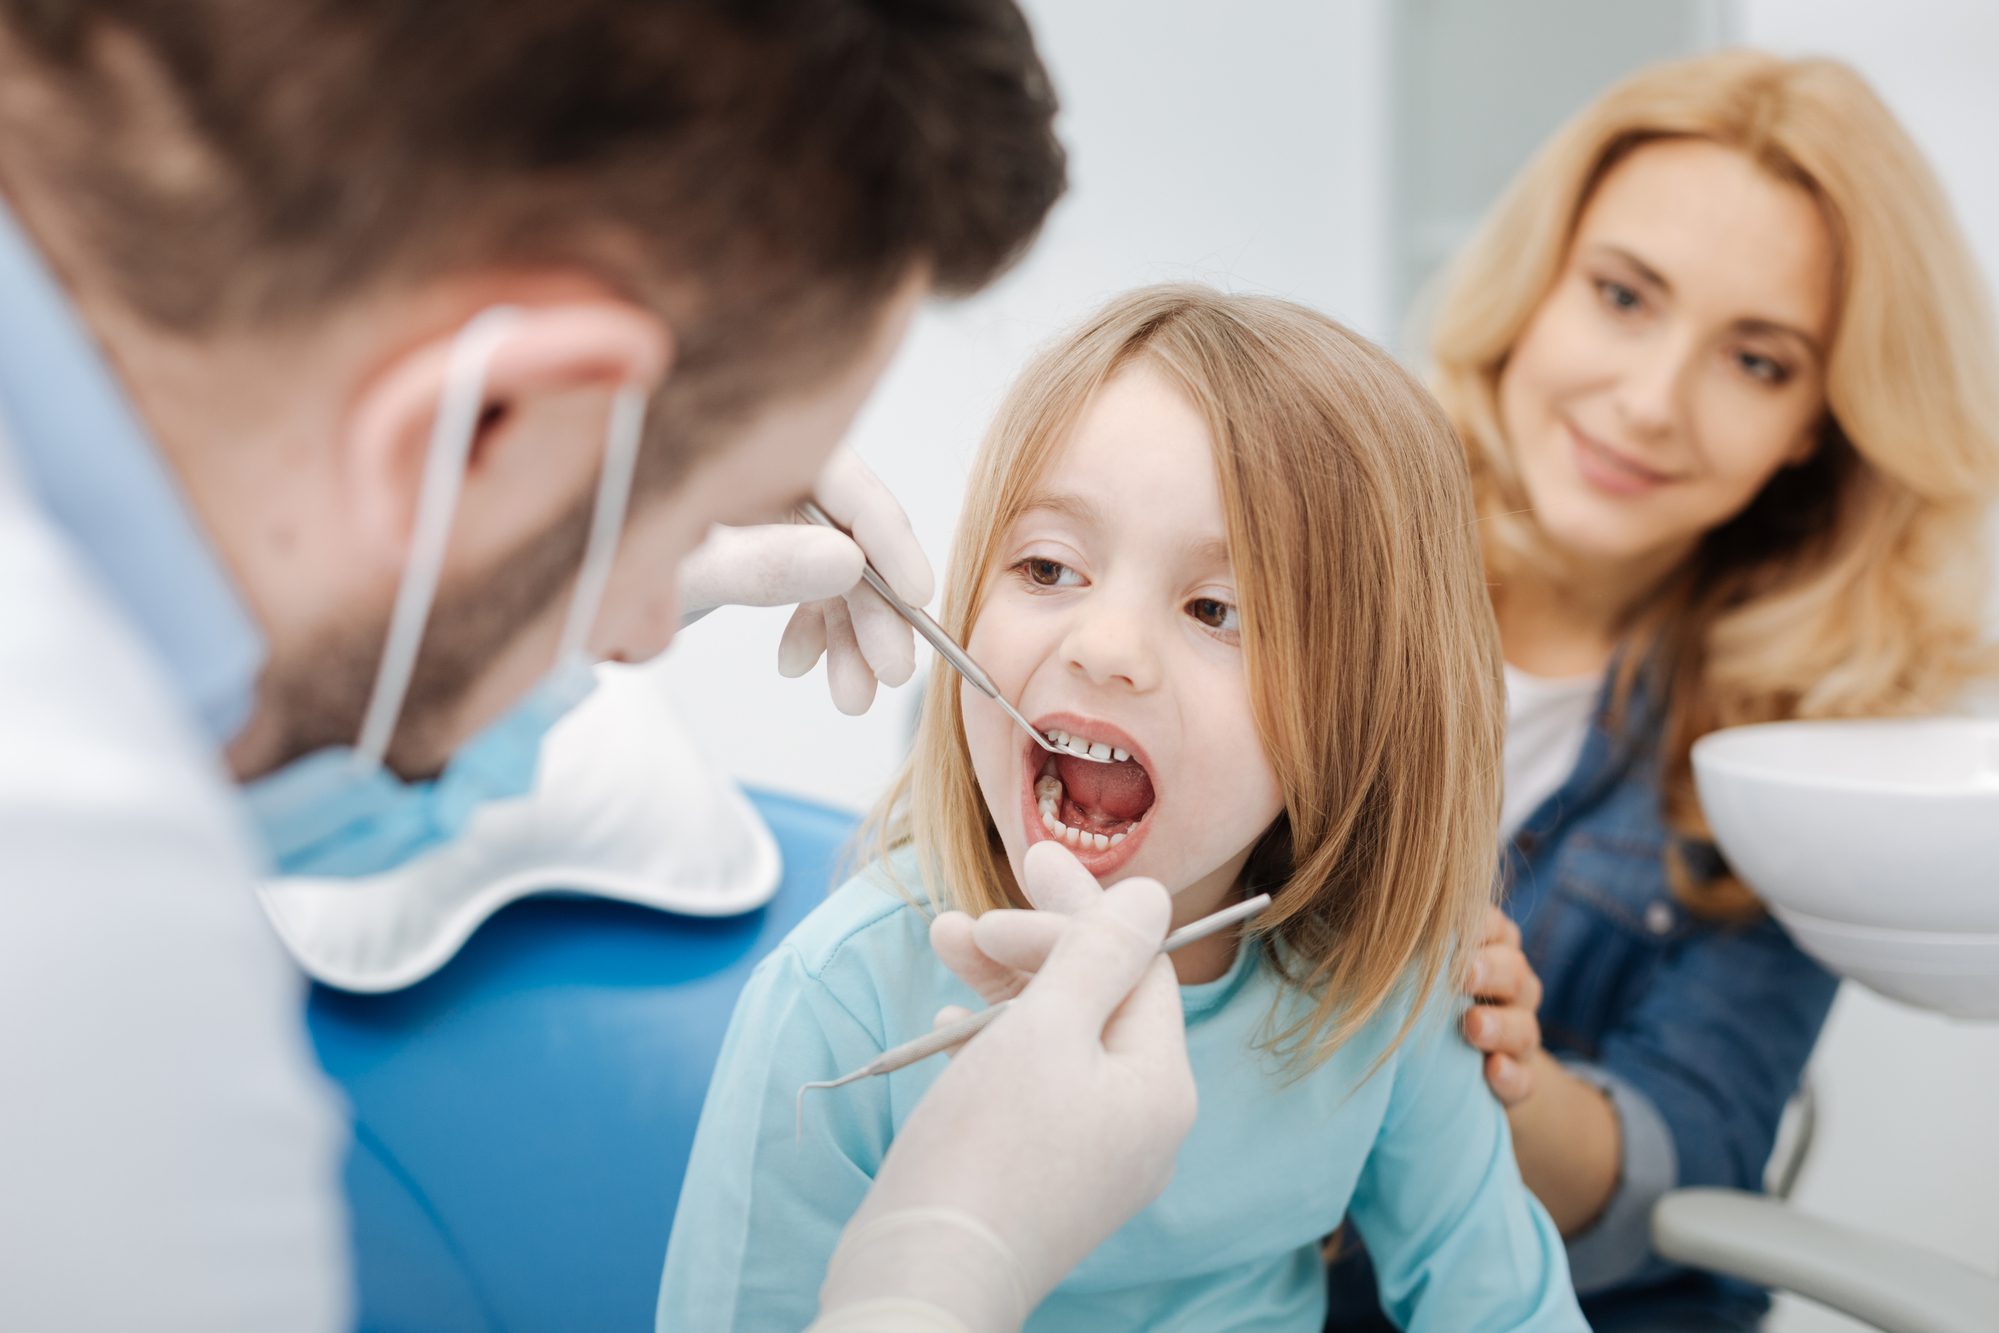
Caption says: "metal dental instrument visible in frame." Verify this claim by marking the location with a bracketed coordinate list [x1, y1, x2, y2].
[795, 892, 1274, 1136]
[798, 499, 1113, 764]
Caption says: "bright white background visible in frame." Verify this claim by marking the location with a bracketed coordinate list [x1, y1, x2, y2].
[654, 2, 1999, 1326]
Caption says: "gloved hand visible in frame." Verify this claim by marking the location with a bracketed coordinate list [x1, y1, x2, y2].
[676, 448, 935, 716]
[814, 843, 1196, 1332]
[926, 839, 1113, 1010]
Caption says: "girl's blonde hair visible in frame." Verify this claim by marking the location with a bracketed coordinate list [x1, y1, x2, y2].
[1431, 50, 1999, 918]
[867, 285, 1504, 1068]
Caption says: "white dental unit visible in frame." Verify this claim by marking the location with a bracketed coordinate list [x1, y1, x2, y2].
[1647, 716, 1999, 1332]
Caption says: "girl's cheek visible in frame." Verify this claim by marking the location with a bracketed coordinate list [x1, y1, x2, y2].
[963, 600, 1008, 670]
[982, 593, 1063, 685]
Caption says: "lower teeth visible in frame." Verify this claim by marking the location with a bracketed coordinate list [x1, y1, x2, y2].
[1036, 774, 1129, 852]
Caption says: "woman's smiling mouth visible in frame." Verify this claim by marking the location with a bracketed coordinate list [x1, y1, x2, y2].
[1567, 421, 1681, 497]
[1018, 712, 1158, 877]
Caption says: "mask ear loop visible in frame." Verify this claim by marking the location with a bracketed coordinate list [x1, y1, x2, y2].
[352, 306, 524, 772]
[552, 384, 648, 666]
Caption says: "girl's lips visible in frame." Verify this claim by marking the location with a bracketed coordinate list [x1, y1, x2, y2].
[1017, 712, 1157, 880]
[1567, 422, 1679, 498]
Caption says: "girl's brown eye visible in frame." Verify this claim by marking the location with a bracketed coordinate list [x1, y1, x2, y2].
[1011, 555, 1082, 591]
[1189, 597, 1238, 631]
[1026, 558, 1066, 586]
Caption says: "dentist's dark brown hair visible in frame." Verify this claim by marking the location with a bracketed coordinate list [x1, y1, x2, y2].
[0, 0, 1065, 462]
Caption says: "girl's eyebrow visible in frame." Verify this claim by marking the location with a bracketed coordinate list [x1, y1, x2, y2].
[1188, 535, 1233, 571]
[1017, 491, 1103, 528]
[1023, 492, 1234, 573]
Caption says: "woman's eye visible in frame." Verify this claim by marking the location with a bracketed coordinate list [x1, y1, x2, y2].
[1595, 278, 1644, 315]
[1014, 556, 1079, 588]
[1188, 596, 1240, 634]
[1734, 349, 1791, 385]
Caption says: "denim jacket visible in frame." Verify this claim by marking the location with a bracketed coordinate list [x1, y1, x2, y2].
[1328, 667, 1839, 1330]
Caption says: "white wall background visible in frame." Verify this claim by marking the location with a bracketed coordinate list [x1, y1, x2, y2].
[654, 2, 1999, 1326]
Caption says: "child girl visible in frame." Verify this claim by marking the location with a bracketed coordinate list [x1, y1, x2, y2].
[659, 285, 1587, 1331]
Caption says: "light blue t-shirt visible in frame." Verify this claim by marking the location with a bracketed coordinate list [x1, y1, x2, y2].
[658, 865, 1585, 1332]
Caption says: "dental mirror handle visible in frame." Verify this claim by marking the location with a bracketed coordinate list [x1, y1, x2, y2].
[797, 500, 1005, 702]
[796, 501, 1113, 761]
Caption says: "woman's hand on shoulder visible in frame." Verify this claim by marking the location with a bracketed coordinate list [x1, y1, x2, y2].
[1463, 905, 1546, 1107]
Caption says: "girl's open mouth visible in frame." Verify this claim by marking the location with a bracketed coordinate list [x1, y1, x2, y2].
[1018, 713, 1158, 878]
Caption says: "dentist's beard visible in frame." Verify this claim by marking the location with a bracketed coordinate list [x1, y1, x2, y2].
[255, 485, 596, 779]
[240, 388, 727, 779]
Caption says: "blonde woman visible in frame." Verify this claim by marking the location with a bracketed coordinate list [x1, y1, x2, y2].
[1328, 50, 1999, 1333]
[660, 286, 1587, 1331]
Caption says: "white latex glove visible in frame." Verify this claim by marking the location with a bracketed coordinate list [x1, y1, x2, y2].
[677, 448, 935, 716]
[814, 844, 1196, 1332]
[926, 840, 1110, 1009]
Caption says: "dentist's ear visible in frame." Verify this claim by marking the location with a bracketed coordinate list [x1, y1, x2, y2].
[342, 300, 672, 561]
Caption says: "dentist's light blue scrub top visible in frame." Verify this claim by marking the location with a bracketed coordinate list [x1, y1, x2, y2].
[658, 862, 1587, 1332]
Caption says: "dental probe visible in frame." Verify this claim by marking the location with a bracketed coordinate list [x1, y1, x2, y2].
[798, 500, 1112, 764]
[795, 892, 1273, 1137]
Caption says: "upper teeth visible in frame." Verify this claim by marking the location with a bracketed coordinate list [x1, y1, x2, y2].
[1045, 728, 1131, 764]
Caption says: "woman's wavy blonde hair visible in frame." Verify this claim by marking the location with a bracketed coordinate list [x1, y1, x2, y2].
[1431, 50, 1999, 918]
[865, 285, 1505, 1068]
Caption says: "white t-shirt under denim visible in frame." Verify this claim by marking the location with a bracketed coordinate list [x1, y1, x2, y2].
[1501, 664, 1601, 839]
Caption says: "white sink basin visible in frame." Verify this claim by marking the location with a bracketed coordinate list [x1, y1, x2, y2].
[1692, 717, 1999, 1018]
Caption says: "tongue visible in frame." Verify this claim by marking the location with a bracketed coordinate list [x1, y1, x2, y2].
[1056, 754, 1154, 821]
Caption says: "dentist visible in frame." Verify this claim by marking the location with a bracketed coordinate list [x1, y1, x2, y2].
[0, 4, 1194, 1331]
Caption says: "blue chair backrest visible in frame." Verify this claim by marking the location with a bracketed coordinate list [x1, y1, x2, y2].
[308, 790, 854, 1332]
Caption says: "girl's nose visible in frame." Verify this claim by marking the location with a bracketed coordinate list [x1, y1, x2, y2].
[1060, 598, 1162, 694]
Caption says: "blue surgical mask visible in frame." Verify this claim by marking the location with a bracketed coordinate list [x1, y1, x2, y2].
[244, 307, 648, 878]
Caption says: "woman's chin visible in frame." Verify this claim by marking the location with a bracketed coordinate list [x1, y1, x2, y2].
[1529, 496, 1680, 572]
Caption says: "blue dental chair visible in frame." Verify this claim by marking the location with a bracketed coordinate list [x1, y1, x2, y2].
[306, 789, 855, 1333]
